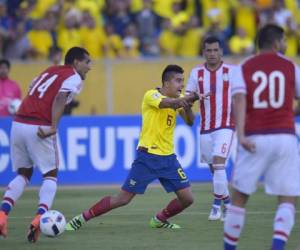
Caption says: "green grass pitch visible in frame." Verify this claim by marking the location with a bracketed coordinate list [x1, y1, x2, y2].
[1, 184, 299, 250]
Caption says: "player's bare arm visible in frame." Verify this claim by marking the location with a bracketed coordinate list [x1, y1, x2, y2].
[159, 92, 199, 110]
[37, 92, 70, 139]
[185, 90, 211, 101]
[179, 106, 194, 126]
[232, 93, 256, 153]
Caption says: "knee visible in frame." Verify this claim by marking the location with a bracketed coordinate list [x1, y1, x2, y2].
[18, 168, 33, 181]
[181, 196, 194, 208]
[43, 169, 58, 178]
[115, 193, 133, 207]
[117, 197, 131, 206]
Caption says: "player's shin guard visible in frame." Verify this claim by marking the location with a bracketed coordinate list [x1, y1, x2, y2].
[271, 203, 295, 250]
[156, 199, 184, 222]
[82, 196, 112, 221]
[1, 175, 28, 215]
[224, 205, 246, 249]
[212, 167, 228, 206]
[37, 177, 57, 215]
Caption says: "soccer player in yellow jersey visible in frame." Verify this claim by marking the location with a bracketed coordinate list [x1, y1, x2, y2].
[66, 65, 201, 230]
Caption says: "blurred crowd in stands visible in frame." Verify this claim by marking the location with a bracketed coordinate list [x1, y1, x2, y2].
[0, 0, 299, 61]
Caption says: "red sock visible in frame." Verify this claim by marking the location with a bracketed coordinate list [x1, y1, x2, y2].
[156, 199, 184, 222]
[83, 196, 111, 221]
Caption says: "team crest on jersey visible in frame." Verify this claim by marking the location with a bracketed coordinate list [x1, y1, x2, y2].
[152, 92, 161, 99]
[198, 76, 203, 82]
[223, 73, 229, 82]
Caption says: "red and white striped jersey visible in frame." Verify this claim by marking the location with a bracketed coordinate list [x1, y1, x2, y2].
[186, 62, 241, 133]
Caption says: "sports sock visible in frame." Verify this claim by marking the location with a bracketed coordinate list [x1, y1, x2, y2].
[37, 177, 57, 215]
[83, 196, 111, 221]
[271, 203, 295, 250]
[1, 175, 28, 215]
[213, 167, 227, 206]
[156, 199, 184, 222]
[223, 195, 231, 208]
[224, 205, 246, 249]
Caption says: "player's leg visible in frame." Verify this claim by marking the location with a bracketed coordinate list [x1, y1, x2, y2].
[209, 129, 233, 221]
[150, 156, 192, 229]
[0, 168, 32, 238]
[270, 196, 297, 250]
[27, 168, 58, 243]
[224, 134, 270, 249]
[266, 134, 300, 250]
[224, 189, 249, 250]
[151, 187, 193, 229]
[66, 150, 155, 231]
[66, 189, 136, 231]
[26, 127, 59, 242]
[209, 156, 228, 220]
[83, 189, 135, 221]
[0, 122, 32, 238]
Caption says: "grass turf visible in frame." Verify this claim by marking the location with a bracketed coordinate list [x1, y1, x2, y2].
[1, 184, 299, 250]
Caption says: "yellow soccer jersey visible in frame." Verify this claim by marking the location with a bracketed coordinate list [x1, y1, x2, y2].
[138, 89, 178, 155]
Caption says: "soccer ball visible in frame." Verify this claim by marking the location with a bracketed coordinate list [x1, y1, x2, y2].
[8, 98, 22, 115]
[40, 210, 66, 237]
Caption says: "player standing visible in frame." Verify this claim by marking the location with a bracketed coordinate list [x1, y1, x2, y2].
[0, 47, 91, 242]
[65, 65, 200, 231]
[186, 37, 239, 221]
[224, 24, 300, 250]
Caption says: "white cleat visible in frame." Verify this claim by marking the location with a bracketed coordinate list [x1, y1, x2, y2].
[208, 206, 222, 221]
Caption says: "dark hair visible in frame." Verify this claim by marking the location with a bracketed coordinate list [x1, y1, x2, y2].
[202, 36, 221, 49]
[0, 59, 10, 69]
[162, 64, 184, 84]
[256, 24, 284, 49]
[64, 47, 89, 65]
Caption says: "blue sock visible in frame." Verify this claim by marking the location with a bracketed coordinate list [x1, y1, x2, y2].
[213, 198, 222, 206]
[271, 238, 285, 250]
[1, 202, 12, 215]
[223, 196, 230, 206]
[37, 207, 47, 215]
[224, 242, 236, 250]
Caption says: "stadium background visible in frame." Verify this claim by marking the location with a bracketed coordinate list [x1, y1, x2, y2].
[1, 0, 300, 185]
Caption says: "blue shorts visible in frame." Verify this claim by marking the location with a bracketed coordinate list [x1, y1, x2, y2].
[122, 150, 190, 194]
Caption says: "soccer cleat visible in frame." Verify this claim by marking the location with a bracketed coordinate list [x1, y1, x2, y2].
[0, 211, 8, 238]
[27, 214, 41, 243]
[208, 206, 222, 221]
[65, 214, 85, 231]
[149, 217, 181, 229]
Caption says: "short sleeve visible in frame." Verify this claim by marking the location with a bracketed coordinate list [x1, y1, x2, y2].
[60, 73, 82, 95]
[185, 68, 198, 94]
[144, 89, 164, 109]
[231, 65, 246, 96]
[294, 64, 300, 98]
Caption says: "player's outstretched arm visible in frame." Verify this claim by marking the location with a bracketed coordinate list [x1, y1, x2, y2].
[159, 92, 199, 110]
[37, 92, 69, 139]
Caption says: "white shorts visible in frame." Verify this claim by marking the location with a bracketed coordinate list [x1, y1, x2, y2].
[10, 121, 59, 175]
[232, 134, 300, 196]
[200, 129, 234, 164]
